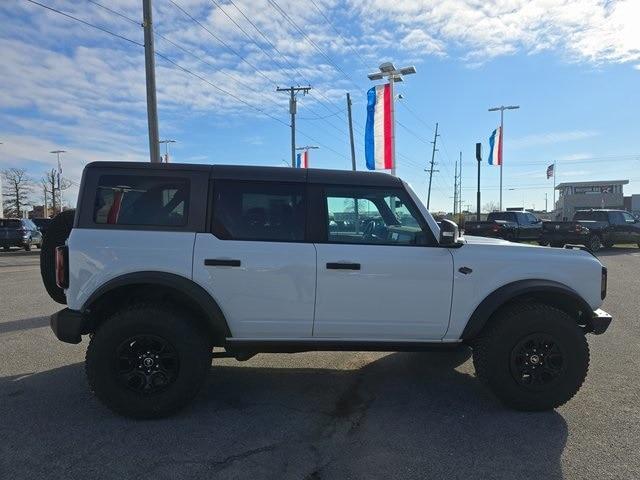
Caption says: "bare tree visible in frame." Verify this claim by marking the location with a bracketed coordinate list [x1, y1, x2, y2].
[483, 201, 500, 213]
[2, 168, 33, 217]
[42, 169, 72, 216]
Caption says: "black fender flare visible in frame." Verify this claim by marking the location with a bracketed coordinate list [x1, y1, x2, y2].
[82, 271, 231, 340]
[461, 279, 593, 341]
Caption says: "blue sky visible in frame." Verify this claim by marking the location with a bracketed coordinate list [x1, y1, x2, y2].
[1, 0, 639, 212]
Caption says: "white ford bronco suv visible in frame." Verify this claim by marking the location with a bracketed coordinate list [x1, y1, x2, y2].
[42, 161, 611, 418]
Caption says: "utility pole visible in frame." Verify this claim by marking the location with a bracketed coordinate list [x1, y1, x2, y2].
[545, 193, 548, 212]
[453, 161, 458, 216]
[346, 93, 356, 171]
[426, 123, 439, 209]
[458, 151, 463, 215]
[143, 0, 160, 163]
[277, 85, 311, 168]
[488, 104, 520, 210]
[475, 143, 482, 221]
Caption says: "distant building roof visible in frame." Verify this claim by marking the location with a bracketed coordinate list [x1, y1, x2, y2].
[555, 180, 629, 189]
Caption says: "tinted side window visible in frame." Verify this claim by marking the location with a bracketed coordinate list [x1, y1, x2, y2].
[212, 181, 306, 242]
[94, 175, 189, 226]
[323, 186, 431, 246]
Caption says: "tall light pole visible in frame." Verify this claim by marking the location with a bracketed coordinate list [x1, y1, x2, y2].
[488, 104, 519, 210]
[159, 139, 176, 163]
[50, 150, 66, 212]
[295, 145, 319, 168]
[0, 142, 4, 218]
[367, 62, 416, 177]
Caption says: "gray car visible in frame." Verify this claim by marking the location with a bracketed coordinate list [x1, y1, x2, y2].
[0, 218, 43, 251]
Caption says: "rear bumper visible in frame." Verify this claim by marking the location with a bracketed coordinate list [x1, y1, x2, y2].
[588, 309, 612, 335]
[50, 308, 86, 344]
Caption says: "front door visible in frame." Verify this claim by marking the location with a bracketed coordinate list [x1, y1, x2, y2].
[313, 186, 454, 340]
[192, 180, 316, 339]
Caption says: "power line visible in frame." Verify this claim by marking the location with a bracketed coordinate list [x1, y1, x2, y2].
[26, 0, 143, 47]
[86, 0, 139, 25]
[265, 0, 362, 92]
[167, 0, 277, 88]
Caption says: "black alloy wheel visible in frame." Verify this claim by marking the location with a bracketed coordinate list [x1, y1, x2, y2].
[510, 333, 565, 390]
[115, 334, 179, 395]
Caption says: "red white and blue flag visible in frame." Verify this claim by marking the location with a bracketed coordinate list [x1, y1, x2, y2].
[296, 150, 309, 168]
[546, 163, 554, 178]
[365, 84, 394, 171]
[488, 126, 503, 166]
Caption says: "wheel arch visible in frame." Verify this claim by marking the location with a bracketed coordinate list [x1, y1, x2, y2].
[462, 279, 593, 341]
[81, 271, 231, 345]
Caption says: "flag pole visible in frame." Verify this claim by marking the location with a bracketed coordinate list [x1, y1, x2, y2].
[389, 78, 396, 177]
[499, 108, 503, 210]
[553, 161, 557, 213]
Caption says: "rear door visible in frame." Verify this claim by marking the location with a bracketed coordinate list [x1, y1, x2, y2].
[312, 185, 453, 340]
[192, 179, 316, 339]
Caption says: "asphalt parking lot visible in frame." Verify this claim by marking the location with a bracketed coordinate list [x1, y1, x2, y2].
[1, 247, 639, 480]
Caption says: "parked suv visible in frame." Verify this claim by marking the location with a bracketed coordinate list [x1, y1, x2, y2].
[44, 162, 611, 418]
[0, 218, 42, 251]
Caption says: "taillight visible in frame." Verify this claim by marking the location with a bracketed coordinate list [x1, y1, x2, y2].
[55, 246, 69, 289]
[601, 266, 607, 300]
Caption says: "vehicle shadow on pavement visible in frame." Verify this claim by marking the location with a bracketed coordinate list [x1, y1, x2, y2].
[0, 315, 49, 334]
[0, 348, 567, 480]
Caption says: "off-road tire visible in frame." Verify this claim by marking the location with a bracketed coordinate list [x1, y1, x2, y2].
[40, 209, 75, 304]
[472, 302, 589, 411]
[587, 234, 602, 253]
[85, 304, 211, 419]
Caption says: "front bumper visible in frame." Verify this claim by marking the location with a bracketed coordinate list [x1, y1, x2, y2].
[50, 308, 86, 344]
[589, 309, 612, 335]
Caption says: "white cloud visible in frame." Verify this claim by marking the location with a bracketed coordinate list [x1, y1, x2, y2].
[510, 130, 599, 149]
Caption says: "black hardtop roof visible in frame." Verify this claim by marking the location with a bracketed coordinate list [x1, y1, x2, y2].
[85, 161, 402, 187]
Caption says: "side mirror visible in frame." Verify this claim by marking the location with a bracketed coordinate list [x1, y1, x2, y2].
[439, 219, 462, 247]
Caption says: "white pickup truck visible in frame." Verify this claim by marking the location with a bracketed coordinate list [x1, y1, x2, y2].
[42, 162, 611, 418]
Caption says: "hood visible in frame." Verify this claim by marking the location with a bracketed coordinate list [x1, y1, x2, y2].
[462, 235, 541, 248]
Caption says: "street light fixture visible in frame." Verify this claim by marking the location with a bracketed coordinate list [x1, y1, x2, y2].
[295, 145, 319, 168]
[158, 139, 176, 163]
[367, 62, 417, 176]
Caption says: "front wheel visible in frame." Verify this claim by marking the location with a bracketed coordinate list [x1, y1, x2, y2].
[473, 303, 589, 411]
[85, 304, 212, 418]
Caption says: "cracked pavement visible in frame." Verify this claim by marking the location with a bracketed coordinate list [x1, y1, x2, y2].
[1, 247, 639, 479]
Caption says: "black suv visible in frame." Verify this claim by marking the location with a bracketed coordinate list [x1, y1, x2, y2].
[0, 218, 43, 251]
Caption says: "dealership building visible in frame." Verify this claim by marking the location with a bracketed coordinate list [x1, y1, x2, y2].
[554, 180, 629, 220]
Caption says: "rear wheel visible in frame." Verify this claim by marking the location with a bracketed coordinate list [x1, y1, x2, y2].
[587, 234, 602, 253]
[2, 246, 9, 251]
[24, 240, 32, 251]
[473, 303, 589, 411]
[85, 304, 211, 419]
[40, 210, 75, 304]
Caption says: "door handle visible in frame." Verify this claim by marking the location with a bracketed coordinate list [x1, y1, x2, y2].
[204, 259, 241, 267]
[326, 262, 360, 270]
[458, 266, 473, 275]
